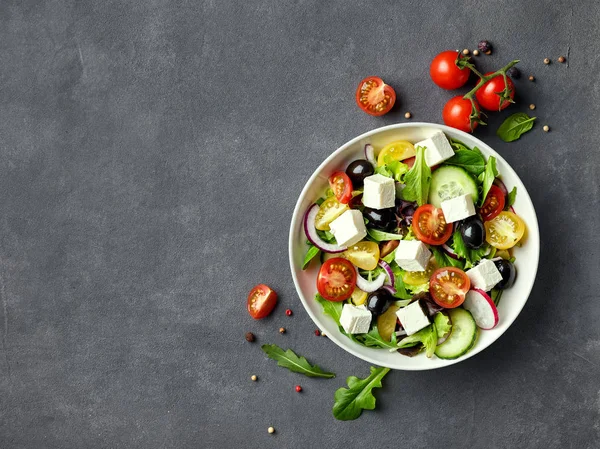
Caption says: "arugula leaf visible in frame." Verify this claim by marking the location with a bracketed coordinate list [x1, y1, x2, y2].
[478, 156, 498, 206]
[367, 228, 403, 242]
[315, 294, 343, 324]
[497, 112, 536, 142]
[431, 246, 465, 269]
[355, 327, 398, 350]
[444, 148, 486, 176]
[332, 366, 390, 421]
[433, 312, 452, 340]
[397, 324, 438, 358]
[506, 186, 517, 207]
[452, 229, 488, 268]
[401, 146, 431, 206]
[302, 245, 320, 270]
[261, 344, 335, 378]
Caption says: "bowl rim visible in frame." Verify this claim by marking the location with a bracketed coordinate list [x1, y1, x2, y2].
[288, 122, 540, 370]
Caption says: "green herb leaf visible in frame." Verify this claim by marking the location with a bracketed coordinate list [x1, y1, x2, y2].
[491, 288, 503, 306]
[382, 249, 396, 264]
[261, 344, 335, 378]
[389, 263, 413, 300]
[452, 229, 489, 268]
[302, 245, 320, 270]
[315, 294, 343, 324]
[401, 146, 431, 206]
[506, 186, 517, 207]
[478, 156, 498, 206]
[367, 228, 404, 242]
[374, 156, 409, 182]
[332, 366, 391, 421]
[316, 229, 336, 243]
[497, 112, 536, 142]
[431, 246, 465, 269]
[444, 148, 486, 176]
[355, 327, 398, 350]
[397, 324, 438, 358]
[433, 312, 452, 341]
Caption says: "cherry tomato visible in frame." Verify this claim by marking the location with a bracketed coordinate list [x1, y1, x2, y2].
[430, 51, 470, 90]
[480, 185, 506, 221]
[247, 284, 278, 319]
[443, 96, 480, 133]
[343, 241, 380, 271]
[317, 258, 357, 302]
[379, 240, 399, 258]
[350, 287, 368, 306]
[355, 76, 396, 116]
[403, 258, 437, 285]
[377, 141, 416, 166]
[429, 267, 470, 308]
[484, 211, 526, 250]
[328, 172, 353, 204]
[475, 72, 515, 111]
[412, 205, 453, 246]
[403, 157, 416, 169]
[314, 197, 348, 231]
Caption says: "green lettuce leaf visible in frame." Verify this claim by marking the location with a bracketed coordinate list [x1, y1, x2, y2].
[431, 246, 465, 269]
[401, 146, 431, 206]
[332, 366, 391, 421]
[397, 324, 438, 358]
[433, 312, 452, 340]
[478, 156, 498, 206]
[452, 229, 489, 268]
[375, 156, 409, 182]
[506, 186, 517, 207]
[367, 228, 403, 242]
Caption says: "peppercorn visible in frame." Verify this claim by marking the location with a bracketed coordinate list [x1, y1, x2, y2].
[295, 385, 302, 393]
[321, 332, 327, 338]
[558, 56, 566, 63]
[285, 309, 293, 316]
[507, 67, 521, 79]
[543, 125, 550, 132]
[472, 49, 480, 56]
[544, 58, 551, 64]
[477, 40, 492, 54]
[404, 112, 412, 119]
[528, 75, 535, 82]
[251, 375, 258, 381]
[279, 327, 286, 334]
[529, 104, 536, 110]
[245, 332, 256, 342]
[314, 329, 321, 336]
[268, 427, 275, 434]
[462, 48, 470, 55]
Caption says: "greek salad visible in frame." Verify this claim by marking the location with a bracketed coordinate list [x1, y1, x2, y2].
[302, 131, 526, 360]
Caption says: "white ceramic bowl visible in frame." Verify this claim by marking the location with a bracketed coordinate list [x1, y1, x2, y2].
[289, 123, 540, 370]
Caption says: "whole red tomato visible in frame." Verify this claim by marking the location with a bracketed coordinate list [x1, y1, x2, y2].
[442, 96, 479, 133]
[430, 51, 470, 90]
[475, 72, 515, 111]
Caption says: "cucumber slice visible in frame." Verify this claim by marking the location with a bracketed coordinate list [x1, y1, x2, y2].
[429, 166, 479, 208]
[434, 308, 477, 360]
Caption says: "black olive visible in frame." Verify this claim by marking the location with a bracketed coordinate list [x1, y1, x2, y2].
[494, 259, 516, 289]
[363, 207, 396, 231]
[366, 289, 394, 316]
[460, 217, 486, 249]
[345, 160, 374, 188]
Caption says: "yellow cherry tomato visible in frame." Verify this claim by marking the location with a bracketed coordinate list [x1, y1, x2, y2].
[484, 211, 526, 250]
[377, 140, 416, 166]
[343, 241, 380, 270]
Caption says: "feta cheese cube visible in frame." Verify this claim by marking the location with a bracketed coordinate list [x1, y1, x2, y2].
[362, 174, 395, 209]
[329, 210, 367, 247]
[415, 131, 455, 167]
[441, 194, 476, 223]
[396, 301, 430, 336]
[340, 304, 372, 334]
[394, 240, 431, 272]
[466, 259, 503, 291]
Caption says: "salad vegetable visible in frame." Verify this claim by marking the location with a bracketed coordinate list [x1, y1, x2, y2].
[332, 366, 390, 421]
[303, 131, 527, 360]
[261, 344, 336, 378]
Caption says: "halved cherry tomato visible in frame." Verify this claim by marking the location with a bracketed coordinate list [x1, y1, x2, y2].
[412, 205, 453, 246]
[443, 96, 480, 133]
[328, 172, 353, 204]
[480, 185, 506, 221]
[377, 304, 400, 342]
[403, 157, 416, 169]
[377, 141, 416, 166]
[247, 284, 278, 319]
[314, 197, 348, 231]
[343, 241, 380, 270]
[430, 51, 470, 90]
[317, 258, 357, 302]
[429, 267, 470, 308]
[350, 287, 368, 306]
[380, 240, 399, 258]
[485, 211, 525, 249]
[403, 257, 437, 285]
[475, 72, 515, 111]
[355, 76, 396, 116]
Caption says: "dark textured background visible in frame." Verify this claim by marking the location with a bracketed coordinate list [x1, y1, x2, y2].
[1, 1, 599, 448]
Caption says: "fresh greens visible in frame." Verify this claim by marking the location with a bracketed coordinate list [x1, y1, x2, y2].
[315, 294, 343, 324]
[433, 312, 452, 340]
[302, 245, 320, 269]
[497, 112, 536, 142]
[452, 229, 489, 268]
[507, 186, 517, 207]
[478, 156, 498, 206]
[405, 282, 430, 295]
[375, 156, 409, 182]
[444, 148, 486, 176]
[355, 327, 398, 350]
[491, 288, 503, 306]
[397, 324, 438, 358]
[367, 228, 403, 242]
[390, 263, 413, 300]
[381, 249, 396, 264]
[316, 229, 336, 243]
[401, 146, 431, 206]
[261, 344, 335, 378]
[431, 246, 465, 269]
[332, 366, 390, 421]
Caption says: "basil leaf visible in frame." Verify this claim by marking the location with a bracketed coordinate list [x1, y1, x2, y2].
[444, 148, 486, 176]
[506, 186, 517, 207]
[401, 146, 431, 206]
[302, 245, 320, 270]
[261, 344, 335, 378]
[497, 113, 536, 142]
[478, 156, 498, 206]
[367, 228, 403, 242]
[332, 366, 391, 421]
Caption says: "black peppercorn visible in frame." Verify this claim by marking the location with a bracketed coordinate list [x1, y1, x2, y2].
[477, 40, 492, 54]
[507, 67, 521, 79]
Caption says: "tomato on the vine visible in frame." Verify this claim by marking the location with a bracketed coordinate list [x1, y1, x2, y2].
[443, 96, 479, 133]
[247, 284, 278, 319]
[328, 172, 353, 204]
[430, 51, 470, 90]
[480, 185, 505, 221]
[475, 72, 515, 111]
[355, 76, 396, 116]
[412, 204, 453, 246]
[429, 267, 470, 308]
[317, 258, 357, 302]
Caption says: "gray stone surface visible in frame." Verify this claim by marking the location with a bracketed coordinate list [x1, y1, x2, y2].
[1, 0, 599, 447]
